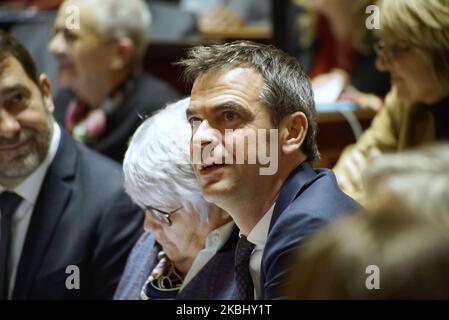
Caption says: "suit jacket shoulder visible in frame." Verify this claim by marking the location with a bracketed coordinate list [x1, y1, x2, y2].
[261, 162, 360, 299]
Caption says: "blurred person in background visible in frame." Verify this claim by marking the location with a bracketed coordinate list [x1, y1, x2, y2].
[285, 206, 449, 299]
[173, 0, 270, 34]
[286, 144, 449, 299]
[362, 144, 449, 218]
[114, 98, 238, 300]
[48, 0, 180, 163]
[292, 0, 390, 110]
[333, 0, 449, 203]
[0, 0, 62, 10]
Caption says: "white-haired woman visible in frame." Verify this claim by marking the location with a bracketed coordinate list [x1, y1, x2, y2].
[114, 98, 237, 300]
[48, 0, 180, 162]
[334, 0, 449, 204]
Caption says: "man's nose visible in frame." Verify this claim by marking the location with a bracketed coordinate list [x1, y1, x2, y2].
[192, 120, 220, 147]
[0, 109, 21, 138]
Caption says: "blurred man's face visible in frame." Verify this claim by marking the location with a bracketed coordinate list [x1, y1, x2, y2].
[187, 67, 278, 205]
[0, 56, 53, 180]
[48, 0, 117, 94]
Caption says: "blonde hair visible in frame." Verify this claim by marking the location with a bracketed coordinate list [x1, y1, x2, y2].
[379, 0, 449, 88]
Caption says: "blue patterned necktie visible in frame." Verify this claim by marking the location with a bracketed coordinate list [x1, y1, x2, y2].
[0, 191, 22, 300]
[234, 235, 255, 300]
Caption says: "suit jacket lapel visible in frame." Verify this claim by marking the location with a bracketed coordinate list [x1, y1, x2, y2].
[270, 162, 317, 232]
[12, 131, 77, 299]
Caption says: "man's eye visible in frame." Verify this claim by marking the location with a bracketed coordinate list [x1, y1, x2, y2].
[223, 111, 238, 122]
[9, 93, 25, 105]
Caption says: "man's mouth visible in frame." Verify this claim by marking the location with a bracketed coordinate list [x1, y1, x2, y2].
[198, 163, 227, 173]
[0, 139, 29, 152]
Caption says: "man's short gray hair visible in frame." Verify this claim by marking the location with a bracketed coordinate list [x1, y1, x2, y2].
[76, 0, 151, 70]
[123, 97, 211, 221]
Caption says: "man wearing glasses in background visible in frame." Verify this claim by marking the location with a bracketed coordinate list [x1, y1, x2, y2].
[48, 0, 180, 163]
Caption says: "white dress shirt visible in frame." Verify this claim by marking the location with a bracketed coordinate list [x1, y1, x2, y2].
[246, 202, 275, 300]
[0, 122, 60, 299]
[180, 221, 235, 291]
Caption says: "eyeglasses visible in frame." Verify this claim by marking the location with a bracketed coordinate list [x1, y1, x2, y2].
[374, 39, 411, 64]
[145, 206, 182, 226]
[51, 27, 112, 46]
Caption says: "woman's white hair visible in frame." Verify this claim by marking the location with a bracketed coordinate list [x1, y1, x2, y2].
[71, 0, 151, 69]
[123, 97, 211, 222]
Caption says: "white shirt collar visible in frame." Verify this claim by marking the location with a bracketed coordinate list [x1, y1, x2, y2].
[246, 202, 276, 248]
[181, 220, 235, 290]
[0, 122, 61, 205]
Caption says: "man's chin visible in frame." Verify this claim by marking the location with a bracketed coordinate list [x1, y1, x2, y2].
[201, 181, 235, 204]
[0, 151, 43, 180]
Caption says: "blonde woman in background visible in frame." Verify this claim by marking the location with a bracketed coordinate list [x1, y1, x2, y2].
[293, 0, 390, 109]
[334, 0, 449, 204]
[286, 144, 449, 299]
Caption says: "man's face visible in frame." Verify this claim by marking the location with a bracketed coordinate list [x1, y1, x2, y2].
[0, 56, 52, 180]
[187, 67, 278, 204]
[48, 0, 117, 93]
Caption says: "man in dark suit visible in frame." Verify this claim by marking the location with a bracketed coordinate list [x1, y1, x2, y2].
[180, 41, 360, 299]
[0, 31, 143, 299]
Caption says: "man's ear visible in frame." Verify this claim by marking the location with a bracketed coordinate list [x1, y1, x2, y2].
[111, 38, 135, 70]
[279, 112, 308, 155]
[39, 74, 55, 113]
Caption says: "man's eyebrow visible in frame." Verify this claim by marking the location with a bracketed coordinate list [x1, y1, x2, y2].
[212, 101, 253, 119]
[0, 84, 31, 97]
[214, 101, 244, 111]
[186, 101, 254, 119]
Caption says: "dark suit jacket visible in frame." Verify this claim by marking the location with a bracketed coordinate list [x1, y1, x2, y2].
[11, 130, 144, 300]
[114, 227, 239, 300]
[261, 162, 360, 299]
[54, 73, 181, 163]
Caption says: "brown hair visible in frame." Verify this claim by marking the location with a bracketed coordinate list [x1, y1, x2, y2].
[0, 30, 41, 89]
